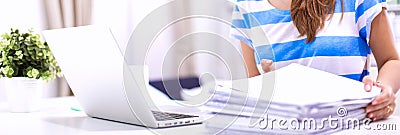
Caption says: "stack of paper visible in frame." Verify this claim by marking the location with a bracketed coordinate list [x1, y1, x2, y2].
[203, 64, 381, 134]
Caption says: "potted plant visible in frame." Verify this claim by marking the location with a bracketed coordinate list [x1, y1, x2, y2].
[0, 28, 62, 112]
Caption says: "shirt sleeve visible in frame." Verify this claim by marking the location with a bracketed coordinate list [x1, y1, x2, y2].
[229, 1, 254, 49]
[355, 0, 387, 43]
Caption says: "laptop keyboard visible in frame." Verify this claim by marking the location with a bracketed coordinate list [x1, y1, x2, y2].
[151, 111, 199, 121]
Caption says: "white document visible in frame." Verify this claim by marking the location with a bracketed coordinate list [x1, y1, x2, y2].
[205, 63, 381, 134]
[213, 63, 381, 107]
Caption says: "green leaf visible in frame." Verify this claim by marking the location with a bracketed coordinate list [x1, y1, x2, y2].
[27, 46, 35, 51]
[1, 33, 9, 40]
[1, 66, 14, 76]
[15, 50, 22, 55]
[37, 43, 46, 48]
[27, 68, 39, 78]
[10, 40, 15, 46]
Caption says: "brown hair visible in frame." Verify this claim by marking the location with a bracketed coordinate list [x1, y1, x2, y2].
[290, 0, 344, 43]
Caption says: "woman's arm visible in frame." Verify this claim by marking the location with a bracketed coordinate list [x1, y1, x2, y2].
[369, 9, 400, 93]
[241, 41, 275, 78]
[365, 8, 400, 121]
[241, 41, 260, 78]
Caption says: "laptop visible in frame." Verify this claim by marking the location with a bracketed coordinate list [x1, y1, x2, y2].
[42, 25, 201, 128]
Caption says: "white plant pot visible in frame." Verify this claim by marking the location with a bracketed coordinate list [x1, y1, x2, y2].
[4, 77, 44, 113]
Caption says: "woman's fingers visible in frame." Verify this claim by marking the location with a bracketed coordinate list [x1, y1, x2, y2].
[261, 59, 274, 73]
[365, 82, 396, 121]
[366, 99, 391, 113]
[371, 84, 394, 105]
[366, 82, 393, 112]
[367, 103, 395, 121]
[362, 76, 374, 92]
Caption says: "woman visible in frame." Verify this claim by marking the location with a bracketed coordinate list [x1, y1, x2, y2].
[230, 0, 400, 121]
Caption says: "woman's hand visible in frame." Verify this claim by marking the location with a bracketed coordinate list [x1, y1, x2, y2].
[363, 76, 397, 121]
[260, 59, 275, 73]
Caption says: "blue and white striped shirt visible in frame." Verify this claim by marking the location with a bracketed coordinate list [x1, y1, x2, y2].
[230, 0, 386, 81]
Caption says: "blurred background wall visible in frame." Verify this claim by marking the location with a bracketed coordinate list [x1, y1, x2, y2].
[0, 0, 243, 101]
[0, 0, 399, 102]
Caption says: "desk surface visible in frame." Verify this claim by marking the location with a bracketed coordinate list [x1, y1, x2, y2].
[0, 97, 399, 135]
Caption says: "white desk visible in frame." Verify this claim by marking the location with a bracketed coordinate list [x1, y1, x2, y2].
[0, 97, 399, 135]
